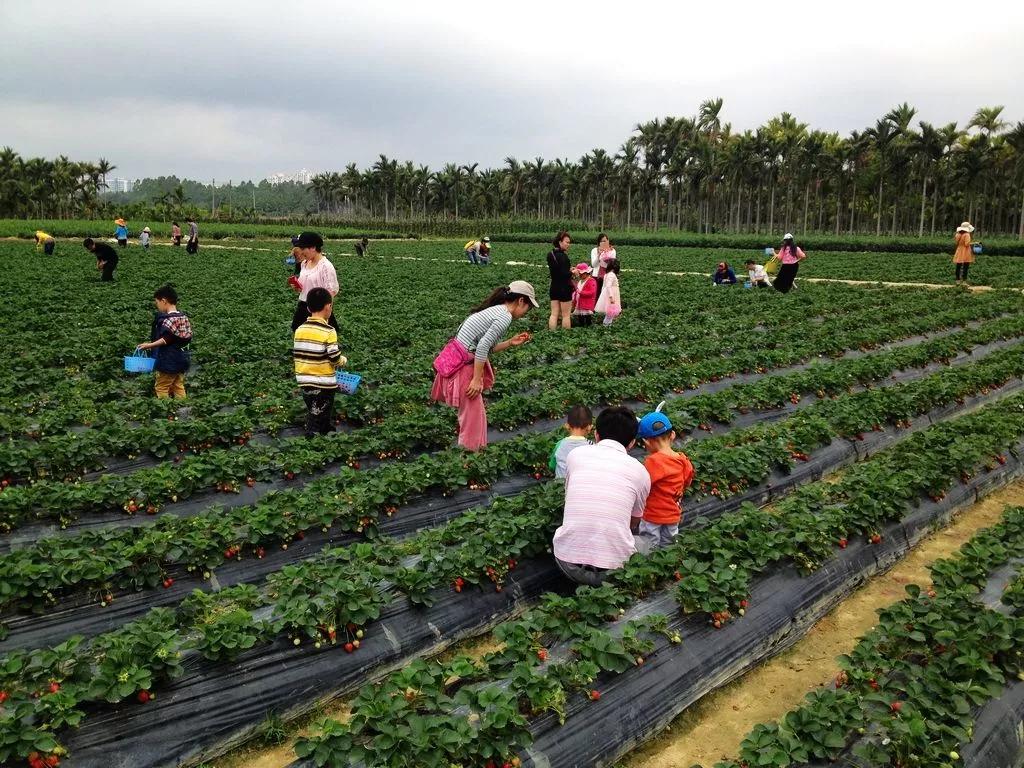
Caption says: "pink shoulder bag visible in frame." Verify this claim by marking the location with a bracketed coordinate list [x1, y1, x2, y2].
[433, 338, 474, 377]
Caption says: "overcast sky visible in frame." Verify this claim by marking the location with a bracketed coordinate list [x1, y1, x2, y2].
[3, 0, 1023, 182]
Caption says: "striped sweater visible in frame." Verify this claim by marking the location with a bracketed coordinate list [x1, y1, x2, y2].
[293, 317, 344, 389]
[456, 305, 513, 363]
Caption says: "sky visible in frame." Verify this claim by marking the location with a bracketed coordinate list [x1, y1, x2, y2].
[2, 0, 1023, 182]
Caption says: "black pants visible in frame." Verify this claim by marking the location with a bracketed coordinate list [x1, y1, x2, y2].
[301, 388, 336, 437]
[101, 261, 117, 281]
[576, 313, 594, 327]
[955, 263, 970, 281]
[186, 239, 199, 254]
[773, 263, 799, 293]
[291, 301, 339, 332]
[43, 241, 55, 255]
[117, 239, 127, 247]
[173, 236, 182, 246]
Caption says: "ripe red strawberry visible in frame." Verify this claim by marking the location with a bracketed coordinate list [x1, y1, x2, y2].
[137, 690, 151, 703]
[890, 700, 902, 713]
[48, 681, 60, 694]
[0, 690, 7, 704]
[869, 678, 879, 690]
[344, 642, 355, 653]
[870, 533, 882, 545]
[246, 477, 255, 487]
[162, 578, 174, 589]
[284, 471, 295, 480]
[45, 755, 61, 768]
[674, 571, 683, 581]
[589, 690, 601, 701]
[838, 538, 848, 549]
[537, 649, 548, 662]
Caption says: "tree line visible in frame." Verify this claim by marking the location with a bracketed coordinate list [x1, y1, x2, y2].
[3, 99, 1023, 237]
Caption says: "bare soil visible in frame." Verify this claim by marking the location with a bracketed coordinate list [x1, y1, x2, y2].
[618, 479, 1024, 768]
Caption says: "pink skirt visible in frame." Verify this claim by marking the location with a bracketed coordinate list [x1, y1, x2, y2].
[430, 359, 495, 407]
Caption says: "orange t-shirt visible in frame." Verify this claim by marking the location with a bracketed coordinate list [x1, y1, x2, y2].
[642, 451, 695, 525]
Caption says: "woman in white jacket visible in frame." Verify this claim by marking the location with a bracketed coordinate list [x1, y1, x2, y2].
[590, 233, 616, 298]
[594, 257, 621, 325]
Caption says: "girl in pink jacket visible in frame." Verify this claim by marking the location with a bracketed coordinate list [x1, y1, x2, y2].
[572, 263, 598, 327]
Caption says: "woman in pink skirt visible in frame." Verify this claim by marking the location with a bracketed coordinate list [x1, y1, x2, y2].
[431, 280, 538, 451]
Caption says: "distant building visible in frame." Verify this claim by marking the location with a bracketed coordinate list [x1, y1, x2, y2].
[266, 169, 314, 185]
[111, 178, 134, 193]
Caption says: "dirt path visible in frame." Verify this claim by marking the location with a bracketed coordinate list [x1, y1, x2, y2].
[618, 479, 1024, 768]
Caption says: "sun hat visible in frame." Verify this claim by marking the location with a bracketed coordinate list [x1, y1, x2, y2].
[637, 403, 673, 439]
[508, 280, 539, 307]
[956, 221, 975, 233]
[296, 231, 324, 249]
[482, 236, 491, 243]
[575, 262, 592, 274]
[783, 232, 794, 240]
[142, 226, 151, 233]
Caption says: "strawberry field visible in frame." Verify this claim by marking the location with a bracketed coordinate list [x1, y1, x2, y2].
[1, 236, 1024, 768]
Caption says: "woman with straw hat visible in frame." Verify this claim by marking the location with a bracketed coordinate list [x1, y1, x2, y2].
[953, 221, 976, 285]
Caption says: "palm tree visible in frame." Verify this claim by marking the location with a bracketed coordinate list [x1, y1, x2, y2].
[970, 106, 1007, 138]
[616, 139, 640, 229]
[96, 158, 116, 191]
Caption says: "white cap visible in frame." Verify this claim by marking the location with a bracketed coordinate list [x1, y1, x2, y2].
[508, 280, 539, 307]
[783, 232, 794, 240]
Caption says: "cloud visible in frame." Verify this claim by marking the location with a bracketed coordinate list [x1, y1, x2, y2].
[2, 0, 1022, 179]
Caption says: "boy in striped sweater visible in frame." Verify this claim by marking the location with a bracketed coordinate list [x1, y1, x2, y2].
[293, 287, 347, 437]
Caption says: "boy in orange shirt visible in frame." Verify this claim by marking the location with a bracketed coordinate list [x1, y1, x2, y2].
[635, 407, 695, 548]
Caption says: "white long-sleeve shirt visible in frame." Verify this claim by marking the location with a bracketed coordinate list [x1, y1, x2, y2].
[591, 247, 617, 276]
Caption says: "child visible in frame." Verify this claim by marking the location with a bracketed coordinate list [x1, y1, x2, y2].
[137, 285, 193, 398]
[293, 287, 347, 437]
[548, 405, 594, 479]
[594, 257, 621, 325]
[636, 406, 695, 548]
[171, 222, 182, 246]
[140, 227, 151, 250]
[572, 263, 598, 326]
[744, 259, 771, 288]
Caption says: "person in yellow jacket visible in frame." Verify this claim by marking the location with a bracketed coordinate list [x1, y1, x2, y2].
[464, 236, 491, 265]
[953, 221, 975, 285]
[35, 231, 55, 255]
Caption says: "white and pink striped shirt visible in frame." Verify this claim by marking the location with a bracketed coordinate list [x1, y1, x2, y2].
[552, 440, 651, 570]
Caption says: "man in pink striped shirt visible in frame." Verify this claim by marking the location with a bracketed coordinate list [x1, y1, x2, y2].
[553, 406, 652, 586]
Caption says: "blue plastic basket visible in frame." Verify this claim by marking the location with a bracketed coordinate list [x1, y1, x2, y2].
[285, 256, 296, 265]
[743, 280, 753, 289]
[764, 247, 774, 257]
[971, 244, 983, 255]
[336, 371, 362, 394]
[124, 349, 156, 373]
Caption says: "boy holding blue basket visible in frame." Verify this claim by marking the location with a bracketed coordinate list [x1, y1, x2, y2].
[293, 287, 347, 437]
[137, 285, 193, 399]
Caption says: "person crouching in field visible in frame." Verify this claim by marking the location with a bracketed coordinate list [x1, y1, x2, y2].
[548, 405, 593, 479]
[35, 230, 55, 255]
[294, 287, 347, 438]
[635, 407, 694, 549]
[552, 406, 651, 586]
[83, 238, 118, 281]
[137, 285, 193, 399]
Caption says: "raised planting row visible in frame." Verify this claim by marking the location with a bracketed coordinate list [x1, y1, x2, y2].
[4, 343, 1023, 633]
[709, 505, 1024, 768]
[6, 360, 1024, 765]
[1, 373, 1020, 767]
[3, 290, 1018, 521]
[286, 394, 1024, 768]
[3, 264, 1011, 473]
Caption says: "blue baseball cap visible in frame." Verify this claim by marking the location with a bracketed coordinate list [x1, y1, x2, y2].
[637, 411, 673, 439]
